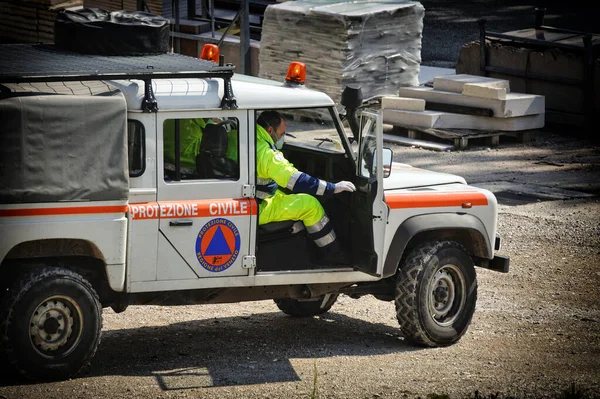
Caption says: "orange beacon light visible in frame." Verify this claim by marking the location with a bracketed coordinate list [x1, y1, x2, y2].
[200, 44, 219, 63]
[285, 61, 306, 84]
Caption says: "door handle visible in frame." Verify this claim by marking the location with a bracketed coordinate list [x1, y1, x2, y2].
[169, 219, 193, 227]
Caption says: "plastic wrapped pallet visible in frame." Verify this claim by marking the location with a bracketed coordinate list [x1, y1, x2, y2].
[259, 0, 424, 104]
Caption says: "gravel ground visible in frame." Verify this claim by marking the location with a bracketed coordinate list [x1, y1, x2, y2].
[1, 128, 599, 399]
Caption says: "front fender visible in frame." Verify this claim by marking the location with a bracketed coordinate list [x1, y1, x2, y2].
[382, 213, 491, 278]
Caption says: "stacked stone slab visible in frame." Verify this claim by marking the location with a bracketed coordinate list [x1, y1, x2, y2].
[0, 0, 83, 43]
[259, 0, 424, 104]
[383, 74, 545, 131]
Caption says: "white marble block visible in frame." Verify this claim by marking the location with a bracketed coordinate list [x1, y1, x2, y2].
[382, 96, 425, 111]
[398, 86, 545, 118]
[462, 83, 507, 100]
[383, 108, 545, 131]
[433, 74, 510, 94]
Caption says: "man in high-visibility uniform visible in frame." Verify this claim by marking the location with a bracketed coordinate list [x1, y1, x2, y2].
[164, 118, 239, 174]
[164, 118, 207, 171]
[256, 110, 356, 264]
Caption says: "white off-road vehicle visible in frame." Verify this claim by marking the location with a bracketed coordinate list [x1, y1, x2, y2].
[0, 43, 509, 381]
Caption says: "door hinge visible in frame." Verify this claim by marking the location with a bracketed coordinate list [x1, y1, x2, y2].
[242, 184, 255, 198]
[242, 255, 256, 269]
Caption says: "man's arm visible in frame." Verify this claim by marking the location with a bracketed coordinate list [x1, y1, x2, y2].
[264, 149, 355, 197]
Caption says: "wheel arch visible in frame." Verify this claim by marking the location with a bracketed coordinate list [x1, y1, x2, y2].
[382, 213, 491, 278]
[0, 239, 116, 305]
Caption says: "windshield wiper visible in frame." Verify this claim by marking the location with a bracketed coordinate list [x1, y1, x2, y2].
[314, 137, 333, 147]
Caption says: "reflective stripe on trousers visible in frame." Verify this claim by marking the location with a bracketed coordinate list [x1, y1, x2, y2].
[306, 214, 336, 247]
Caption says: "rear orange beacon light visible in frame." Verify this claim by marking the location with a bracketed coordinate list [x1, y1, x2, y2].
[285, 61, 306, 84]
[200, 44, 219, 62]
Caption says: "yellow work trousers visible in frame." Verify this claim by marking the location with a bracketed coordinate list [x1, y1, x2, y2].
[258, 190, 325, 228]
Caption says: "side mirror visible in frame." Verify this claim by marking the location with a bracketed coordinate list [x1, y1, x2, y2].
[366, 147, 393, 178]
[382, 147, 393, 178]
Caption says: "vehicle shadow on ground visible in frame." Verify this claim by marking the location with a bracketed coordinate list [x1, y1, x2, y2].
[0, 310, 422, 389]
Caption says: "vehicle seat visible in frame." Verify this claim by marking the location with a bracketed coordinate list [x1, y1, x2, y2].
[196, 123, 238, 179]
[258, 220, 305, 242]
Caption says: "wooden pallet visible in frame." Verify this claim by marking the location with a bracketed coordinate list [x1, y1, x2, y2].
[385, 125, 536, 151]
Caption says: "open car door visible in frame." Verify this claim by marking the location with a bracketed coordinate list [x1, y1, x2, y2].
[351, 110, 388, 276]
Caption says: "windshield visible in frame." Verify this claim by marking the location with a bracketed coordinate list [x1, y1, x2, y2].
[261, 107, 346, 153]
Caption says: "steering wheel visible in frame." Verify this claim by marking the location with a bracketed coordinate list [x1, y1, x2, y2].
[216, 120, 237, 131]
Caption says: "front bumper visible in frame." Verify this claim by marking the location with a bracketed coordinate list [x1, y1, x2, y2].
[489, 254, 510, 273]
[477, 235, 510, 273]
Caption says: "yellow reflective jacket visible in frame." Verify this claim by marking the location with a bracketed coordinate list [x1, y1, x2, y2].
[256, 124, 297, 194]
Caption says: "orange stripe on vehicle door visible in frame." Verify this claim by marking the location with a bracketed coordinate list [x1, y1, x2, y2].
[385, 192, 488, 209]
[129, 199, 257, 220]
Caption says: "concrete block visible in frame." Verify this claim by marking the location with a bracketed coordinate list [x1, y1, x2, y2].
[433, 74, 510, 93]
[462, 83, 507, 100]
[383, 109, 441, 128]
[382, 96, 425, 111]
[383, 108, 544, 131]
[398, 86, 544, 118]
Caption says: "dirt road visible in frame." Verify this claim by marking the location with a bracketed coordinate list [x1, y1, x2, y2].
[1, 129, 599, 399]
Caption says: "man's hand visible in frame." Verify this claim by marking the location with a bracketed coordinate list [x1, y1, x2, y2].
[334, 181, 356, 194]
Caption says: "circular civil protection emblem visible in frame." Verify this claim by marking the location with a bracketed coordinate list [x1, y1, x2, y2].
[195, 218, 241, 272]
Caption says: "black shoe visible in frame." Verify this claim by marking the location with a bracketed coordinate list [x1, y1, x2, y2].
[315, 251, 352, 265]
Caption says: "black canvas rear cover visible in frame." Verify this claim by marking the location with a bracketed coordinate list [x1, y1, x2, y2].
[54, 8, 170, 55]
[0, 89, 129, 204]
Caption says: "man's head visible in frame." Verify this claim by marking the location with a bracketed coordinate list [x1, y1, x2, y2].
[257, 111, 287, 149]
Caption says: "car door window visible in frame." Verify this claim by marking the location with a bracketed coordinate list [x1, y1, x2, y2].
[163, 117, 239, 181]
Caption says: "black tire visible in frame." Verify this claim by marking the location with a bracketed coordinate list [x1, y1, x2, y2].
[275, 294, 339, 317]
[0, 267, 102, 381]
[395, 240, 477, 347]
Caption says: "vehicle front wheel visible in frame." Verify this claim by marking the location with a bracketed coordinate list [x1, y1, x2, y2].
[275, 294, 339, 317]
[0, 267, 103, 381]
[395, 240, 477, 347]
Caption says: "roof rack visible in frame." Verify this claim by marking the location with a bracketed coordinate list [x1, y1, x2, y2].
[0, 44, 238, 111]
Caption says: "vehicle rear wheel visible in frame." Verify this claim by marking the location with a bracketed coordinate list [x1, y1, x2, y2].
[395, 240, 477, 347]
[275, 294, 339, 317]
[0, 267, 102, 381]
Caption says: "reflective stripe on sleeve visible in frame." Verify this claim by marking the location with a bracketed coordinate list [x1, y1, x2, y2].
[287, 171, 302, 190]
[316, 180, 327, 196]
[256, 191, 270, 200]
[257, 177, 272, 185]
[256, 178, 278, 199]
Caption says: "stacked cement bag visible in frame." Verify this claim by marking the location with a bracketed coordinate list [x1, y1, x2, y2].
[259, 0, 424, 104]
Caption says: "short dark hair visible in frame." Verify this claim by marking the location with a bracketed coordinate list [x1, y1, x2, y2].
[257, 110, 284, 130]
